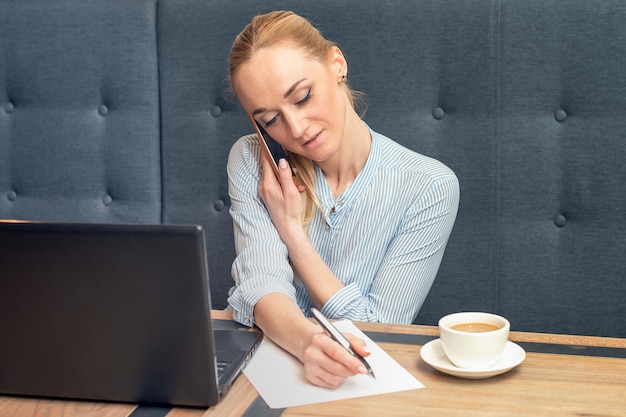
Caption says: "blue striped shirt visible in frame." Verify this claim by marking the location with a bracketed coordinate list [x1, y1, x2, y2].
[227, 128, 459, 326]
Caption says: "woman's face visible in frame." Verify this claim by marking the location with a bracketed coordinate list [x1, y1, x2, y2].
[234, 44, 349, 164]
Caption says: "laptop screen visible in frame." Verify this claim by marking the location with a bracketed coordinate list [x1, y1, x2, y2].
[0, 221, 254, 407]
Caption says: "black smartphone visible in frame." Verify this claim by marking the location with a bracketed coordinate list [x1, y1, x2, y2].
[249, 115, 300, 186]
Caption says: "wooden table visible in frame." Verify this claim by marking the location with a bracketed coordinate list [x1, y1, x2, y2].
[2, 311, 625, 417]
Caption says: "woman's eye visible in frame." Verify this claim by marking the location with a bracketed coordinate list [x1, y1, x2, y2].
[296, 88, 312, 106]
[264, 115, 278, 127]
[260, 89, 311, 128]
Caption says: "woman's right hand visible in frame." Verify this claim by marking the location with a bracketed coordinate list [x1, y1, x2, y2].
[301, 329, 371, 389]
[252, 286, 370, 390]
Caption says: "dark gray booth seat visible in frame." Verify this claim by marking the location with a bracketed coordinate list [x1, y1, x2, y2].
[1, 0, 625, 337]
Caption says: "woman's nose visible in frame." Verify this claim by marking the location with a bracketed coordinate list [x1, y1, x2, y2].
[284, 111, 308, 139]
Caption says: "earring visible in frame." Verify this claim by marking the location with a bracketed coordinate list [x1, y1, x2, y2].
[341, 74, 347, 82]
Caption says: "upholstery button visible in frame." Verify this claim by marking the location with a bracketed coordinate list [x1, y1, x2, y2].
[7, 190, 17, 201]
[102, 195, 113, 206]
[432, 107, 445, 120]
[554, 109, 567, 122]
[554, 214, 567, 227]
[210, 106, 222, 117]
[213, 200, 225, 211]
[4, 102, 14, 113]
[98, 105, 109, 116]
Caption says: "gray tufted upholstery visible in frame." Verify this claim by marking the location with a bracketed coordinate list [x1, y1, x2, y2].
[1, 0, 625, 337]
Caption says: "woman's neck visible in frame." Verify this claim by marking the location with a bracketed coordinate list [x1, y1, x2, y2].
[318, 115, 372, 198]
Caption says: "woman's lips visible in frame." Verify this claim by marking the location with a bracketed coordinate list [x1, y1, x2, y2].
[302, 131, 322, 149]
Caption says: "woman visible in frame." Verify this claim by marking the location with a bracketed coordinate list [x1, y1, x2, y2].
[227, 11, 459, 389]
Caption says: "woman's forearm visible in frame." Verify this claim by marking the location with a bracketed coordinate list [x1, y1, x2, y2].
[282, 230, 344, 309]
[253, 292, 319, 361]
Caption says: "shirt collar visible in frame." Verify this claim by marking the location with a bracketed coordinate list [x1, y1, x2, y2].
[315, 125, 382, 212]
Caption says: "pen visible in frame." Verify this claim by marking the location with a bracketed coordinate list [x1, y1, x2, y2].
[310, 308, 376, 379]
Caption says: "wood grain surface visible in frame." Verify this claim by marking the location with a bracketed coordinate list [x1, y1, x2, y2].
[2, 310, 624, 417]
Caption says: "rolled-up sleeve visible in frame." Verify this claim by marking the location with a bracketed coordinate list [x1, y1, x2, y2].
[226, 135, 297, 327]
[320, 175, 459, 323]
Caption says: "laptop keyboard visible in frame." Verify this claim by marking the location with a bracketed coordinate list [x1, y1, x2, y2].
[217, 360, 229, 377]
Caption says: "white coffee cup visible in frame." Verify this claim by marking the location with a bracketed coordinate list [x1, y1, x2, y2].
[438, 312, 510, 369]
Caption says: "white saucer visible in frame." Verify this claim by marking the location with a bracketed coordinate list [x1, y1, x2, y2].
[420, 339, 526, 379]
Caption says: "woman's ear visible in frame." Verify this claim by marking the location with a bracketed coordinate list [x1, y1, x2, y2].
[329, 46, 348, 80]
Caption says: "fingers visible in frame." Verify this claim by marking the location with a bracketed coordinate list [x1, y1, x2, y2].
[291, 168, 306, 193]
[259, 154, 279, 195]
[277, 157, 291, 176]
[302, 332, 369, 389]
[260, 155, 304, 195]
[277, 158, 303, 193]
[258, 156, 305, 241]
[344, 333, 371, 358]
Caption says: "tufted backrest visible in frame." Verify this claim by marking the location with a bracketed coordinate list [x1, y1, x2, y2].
[0, 0, 162, 223]
[487, 0, 626, 337]
[1, 0, 625, 337]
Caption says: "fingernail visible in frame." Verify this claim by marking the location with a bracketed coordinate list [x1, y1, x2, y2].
[358, 366, 368, 374]
[279, 158, 288, 169]
[362, 346, 370, 354]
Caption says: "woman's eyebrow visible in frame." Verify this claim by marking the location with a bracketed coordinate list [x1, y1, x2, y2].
[284, 78, 307, 99]
[252, 78, 308, 116]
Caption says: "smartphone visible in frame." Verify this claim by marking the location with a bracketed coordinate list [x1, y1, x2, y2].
[249, 114, 301, 187]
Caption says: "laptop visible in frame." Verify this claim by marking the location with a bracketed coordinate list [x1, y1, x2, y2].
[0, 220, 262, 407]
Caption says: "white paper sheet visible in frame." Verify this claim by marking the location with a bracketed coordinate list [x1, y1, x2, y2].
[243, 320, 424, 409]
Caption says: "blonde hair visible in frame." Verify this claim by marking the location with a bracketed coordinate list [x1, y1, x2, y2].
[229, 11, 365, 227]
